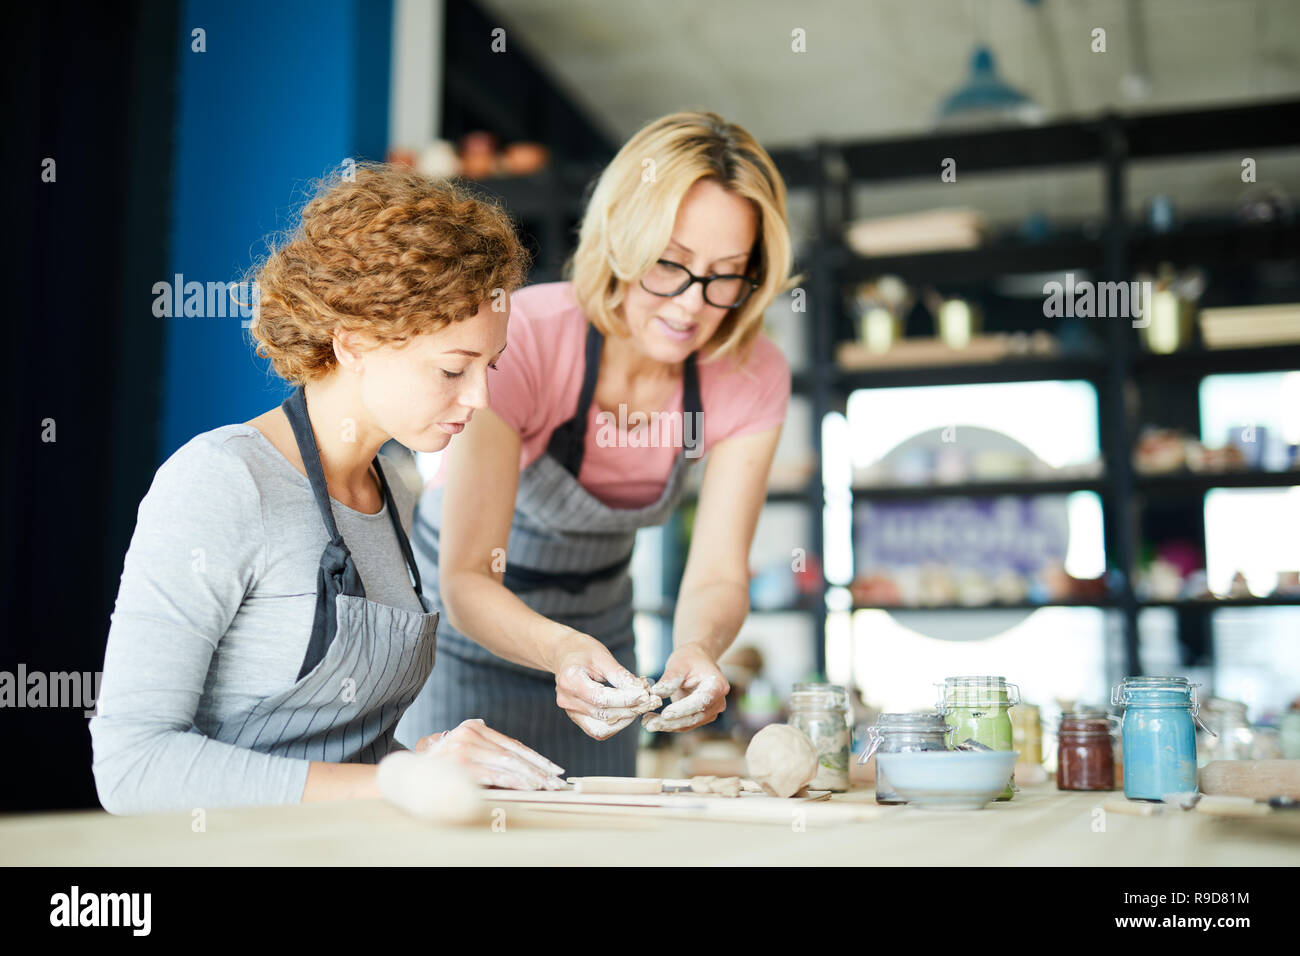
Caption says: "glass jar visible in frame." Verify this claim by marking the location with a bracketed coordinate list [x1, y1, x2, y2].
[1011, 703, 1043, 765]
[861, 711, 951, 804]
[1112, 676, 1214, 800]
[788, 683, 852, 791]
[1056, 711, 1116, 791]
[1279, 710, 1300, 760]
[938, 675, 1020, 801]
[1199, 698, 1254, 764]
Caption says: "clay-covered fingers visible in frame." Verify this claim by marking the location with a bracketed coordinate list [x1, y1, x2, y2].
[649, 673, 685, 699]
[657, 683, 716, 721]
[642, 712, 707, 732]
[468, 764, 560, 790]
[554, 687, 632, 740]
[641, 677, 727, 732]
[560, 666, 652, 713]
[554, 684, 648, 724]
[457, 718, 566, 779]
[641, 700, 726, 732]
[435, 721, 565, 789]
[568, 710, 638, 740]
[458, 739, 564, 790]
[557, 689, 654, 740]
[602, 665, 650, 692]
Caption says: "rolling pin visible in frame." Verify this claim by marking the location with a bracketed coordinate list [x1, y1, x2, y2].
[1199, 760, 1300, 800]
[569, 777, 664, 794]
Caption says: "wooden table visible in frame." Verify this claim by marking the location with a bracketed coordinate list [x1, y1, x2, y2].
[2, 784, 1295, 866]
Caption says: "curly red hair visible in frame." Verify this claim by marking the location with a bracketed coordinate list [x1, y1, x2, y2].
[250, 163, 530, 384]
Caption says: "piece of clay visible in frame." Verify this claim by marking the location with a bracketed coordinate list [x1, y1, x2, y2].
[739, 778, 763, 793]
[631, 694, 664, 716]
[690, 775, 717, 794]
[376, 750, 487, 825]
[745, 724, 819, 798]
[626, 676, 663, 716]
[709, 776, 742, 798]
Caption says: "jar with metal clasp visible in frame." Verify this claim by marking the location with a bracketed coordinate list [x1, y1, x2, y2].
[938, 675, 1020, 800]
[1112, 676, 1215, 800]
[859, 711, 952, 804]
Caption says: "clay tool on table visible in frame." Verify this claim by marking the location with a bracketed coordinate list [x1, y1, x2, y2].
[565, 776, 666, 794]
[565, 776, 753, 796]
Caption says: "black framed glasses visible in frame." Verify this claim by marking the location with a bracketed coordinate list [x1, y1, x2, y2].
[639, 259, 760, 309]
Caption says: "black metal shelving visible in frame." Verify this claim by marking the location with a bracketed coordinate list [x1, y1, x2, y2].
[1135, 471, 1300, 493]
[771, 98, 1300, 679]
[1133, 343, 1300, 378]
[852, 477, 1107, 499]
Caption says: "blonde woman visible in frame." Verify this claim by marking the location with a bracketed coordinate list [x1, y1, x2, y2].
[397, 112, 796, 776]
[91, 166, 567, 813]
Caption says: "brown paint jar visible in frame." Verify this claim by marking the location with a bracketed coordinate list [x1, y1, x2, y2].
[1057, 712, 1116, 791]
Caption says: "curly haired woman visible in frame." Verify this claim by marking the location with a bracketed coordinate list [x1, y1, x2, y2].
[90, 164, 565, 814]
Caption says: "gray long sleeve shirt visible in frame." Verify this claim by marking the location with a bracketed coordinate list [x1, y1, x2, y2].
[90, 425, 424, 814]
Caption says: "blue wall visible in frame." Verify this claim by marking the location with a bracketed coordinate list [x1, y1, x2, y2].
[161, 0, 393, 460]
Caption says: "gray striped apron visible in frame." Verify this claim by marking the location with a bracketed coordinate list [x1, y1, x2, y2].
[396, 323, 703, 776]
[217, 385, 439, 766]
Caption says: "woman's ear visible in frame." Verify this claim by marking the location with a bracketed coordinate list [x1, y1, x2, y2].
[332, 328, 365, 374]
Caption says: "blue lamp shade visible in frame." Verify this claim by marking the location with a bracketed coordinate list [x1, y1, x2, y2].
[936, 45, 1043, 128]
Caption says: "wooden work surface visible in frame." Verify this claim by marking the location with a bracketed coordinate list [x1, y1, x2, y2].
[2, 783, 1296, 866]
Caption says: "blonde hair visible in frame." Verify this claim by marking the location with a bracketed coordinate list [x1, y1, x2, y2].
[250, 163, 529, 384]
[566, 111, 795, 364]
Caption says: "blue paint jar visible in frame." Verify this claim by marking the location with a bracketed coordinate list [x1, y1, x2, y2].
[1111, 677, 1212, 800]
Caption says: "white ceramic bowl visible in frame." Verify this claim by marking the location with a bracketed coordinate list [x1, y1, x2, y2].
[876, 751, 1019, 810]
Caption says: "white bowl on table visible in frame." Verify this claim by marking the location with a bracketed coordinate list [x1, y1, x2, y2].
[876, 751, 1019, 810]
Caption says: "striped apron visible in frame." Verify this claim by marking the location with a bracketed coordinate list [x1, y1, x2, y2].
[218, 386, 440, 765]
[396, 323, 703, 776]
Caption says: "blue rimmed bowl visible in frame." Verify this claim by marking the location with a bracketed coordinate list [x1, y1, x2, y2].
[875, 751, 1019, 810]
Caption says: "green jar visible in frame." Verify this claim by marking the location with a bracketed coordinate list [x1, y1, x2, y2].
[939, 675, 1021, 800]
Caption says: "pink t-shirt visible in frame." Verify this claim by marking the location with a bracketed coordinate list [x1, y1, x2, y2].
[429, 281, 791, 509]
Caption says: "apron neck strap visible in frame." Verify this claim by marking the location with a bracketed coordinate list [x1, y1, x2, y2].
[372, 453, 423, 596]
[280, 385, 423, 597]
[547, 323, 703, 477]
[681, 344, 701, 455]
[281, 384, 344, 544]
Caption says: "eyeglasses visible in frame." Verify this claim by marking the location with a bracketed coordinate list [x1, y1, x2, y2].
[638, 259, 760, 309]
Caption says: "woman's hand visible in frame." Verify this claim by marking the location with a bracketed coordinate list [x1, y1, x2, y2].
[550, 630, 661, 740]
[642, 643, 730, 732]
[415, 718, 567, 789]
